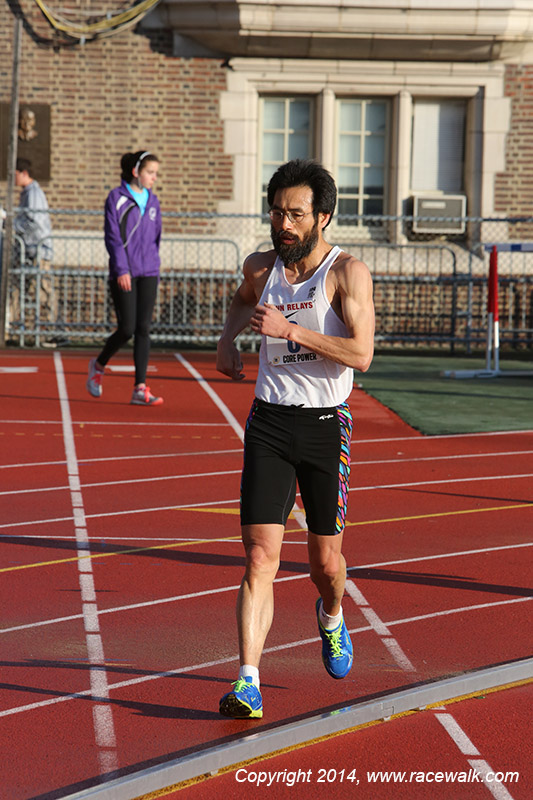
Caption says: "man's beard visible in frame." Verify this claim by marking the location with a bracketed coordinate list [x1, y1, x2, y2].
[271, 220, 319, 266]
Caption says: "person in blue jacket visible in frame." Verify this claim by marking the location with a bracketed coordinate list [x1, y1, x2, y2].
[86, 150, 163, 405]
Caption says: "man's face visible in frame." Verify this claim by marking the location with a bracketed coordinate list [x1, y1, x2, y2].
[270, 185, 320, 266]
[14, 170, 26, 187]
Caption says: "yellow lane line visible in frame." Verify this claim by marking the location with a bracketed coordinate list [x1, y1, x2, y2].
[0, 535, 242, 574]
[344, 501, 533, 528]
[2, 501, 531, 575]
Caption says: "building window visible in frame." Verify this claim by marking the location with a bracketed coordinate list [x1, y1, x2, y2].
[411, 99, 466, 193]
[335, 99, 388, 224]
[260, 97, 314, 213]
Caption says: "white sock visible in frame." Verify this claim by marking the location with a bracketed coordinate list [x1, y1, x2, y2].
[239, 664, 260, 689]
[319, 601, 343, 631]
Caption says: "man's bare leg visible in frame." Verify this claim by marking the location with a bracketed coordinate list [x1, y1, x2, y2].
[219, 522, 284, 718]
[307, 530, 346, 615]
[237, 522, 285, 667]
[308, 531, 353, 679]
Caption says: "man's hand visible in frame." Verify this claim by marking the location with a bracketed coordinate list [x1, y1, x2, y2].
[117, 273, 131, 292]
[250, 304, 292, 340]
[217, 338, 245, 380]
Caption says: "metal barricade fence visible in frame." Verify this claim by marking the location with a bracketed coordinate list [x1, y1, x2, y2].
[3, 211, 533, 350]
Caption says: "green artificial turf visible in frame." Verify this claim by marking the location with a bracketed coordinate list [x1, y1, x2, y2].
[358, 353, 533, 435]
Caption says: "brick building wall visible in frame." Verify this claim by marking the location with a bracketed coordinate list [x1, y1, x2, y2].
[0, 1, 233, 232]
[495, 64, 533, 232]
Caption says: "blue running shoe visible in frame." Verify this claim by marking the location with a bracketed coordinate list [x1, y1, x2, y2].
[219, 677, 263, 719]
[316, 598, 353, 679]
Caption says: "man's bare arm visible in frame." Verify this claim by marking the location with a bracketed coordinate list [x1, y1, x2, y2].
[216, 254, 269, 380]
[250, 257, 374, 372]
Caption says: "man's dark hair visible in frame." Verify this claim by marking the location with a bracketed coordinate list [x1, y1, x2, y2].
[267, 159, 337, 227]
[16, 157, 32, 176]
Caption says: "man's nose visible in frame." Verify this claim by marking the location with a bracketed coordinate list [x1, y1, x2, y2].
[280, 212, 294, 230]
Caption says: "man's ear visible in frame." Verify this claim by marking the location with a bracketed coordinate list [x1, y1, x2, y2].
[319, 212, 331, 229]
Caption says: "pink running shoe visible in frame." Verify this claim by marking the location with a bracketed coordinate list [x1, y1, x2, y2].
[86, 358, 104, 398]
[131, 384, 163, 406]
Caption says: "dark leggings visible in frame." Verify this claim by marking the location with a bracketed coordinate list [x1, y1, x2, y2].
[97, 276, 158, 385]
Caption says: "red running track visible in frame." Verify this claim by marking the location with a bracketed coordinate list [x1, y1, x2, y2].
[0, 349, 531, 800]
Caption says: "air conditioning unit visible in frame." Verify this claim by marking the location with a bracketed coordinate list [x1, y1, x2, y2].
[412, 195, 466, 234]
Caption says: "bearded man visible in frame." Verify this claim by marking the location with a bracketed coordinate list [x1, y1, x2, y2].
[216, 159, 375, 718]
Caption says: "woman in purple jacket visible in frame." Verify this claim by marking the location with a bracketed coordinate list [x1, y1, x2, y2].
[86, 151, 163, 405]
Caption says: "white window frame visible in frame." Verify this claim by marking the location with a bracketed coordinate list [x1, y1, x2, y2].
[334, 97, 390, 225]
[258, 96, 315, 214]
[219, 59, 510, 242]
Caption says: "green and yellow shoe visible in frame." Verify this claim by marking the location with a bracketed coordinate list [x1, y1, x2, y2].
[219, 677, 263, 719]
[316, 598, 353, 679]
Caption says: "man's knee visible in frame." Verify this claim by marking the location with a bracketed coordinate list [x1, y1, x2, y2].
[308, 536, 344, 581]
[310, 554, 341, 584]
[245, 542, 280, 577]
[242, 525, 283, 581]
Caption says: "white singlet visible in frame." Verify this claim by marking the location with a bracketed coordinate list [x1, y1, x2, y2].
[255, 245, 354, 407]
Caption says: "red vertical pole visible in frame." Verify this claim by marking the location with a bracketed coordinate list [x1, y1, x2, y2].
[487, 246, 500, 372]
[488, 246, 499, 317]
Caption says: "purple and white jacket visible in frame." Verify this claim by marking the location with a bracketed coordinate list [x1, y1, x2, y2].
[104, 181, 162, 279]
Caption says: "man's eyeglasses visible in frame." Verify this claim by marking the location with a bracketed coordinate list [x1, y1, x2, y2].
[268, 209, 314, 225]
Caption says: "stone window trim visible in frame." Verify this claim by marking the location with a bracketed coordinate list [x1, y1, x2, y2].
[219, 58, 510, 230]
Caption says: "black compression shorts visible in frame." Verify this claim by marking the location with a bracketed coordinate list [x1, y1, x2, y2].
[240, 398, 353, 536]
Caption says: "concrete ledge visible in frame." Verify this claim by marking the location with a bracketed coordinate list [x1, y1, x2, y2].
[61, 656, 533, 800]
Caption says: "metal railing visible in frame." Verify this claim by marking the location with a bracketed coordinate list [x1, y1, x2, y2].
[2, 212, 532, 351]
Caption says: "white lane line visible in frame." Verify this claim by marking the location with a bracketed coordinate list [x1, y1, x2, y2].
[0, 468, 242, 496]
[347, 472, 533, 493]
[0, 448, 243, 471]
[346, 580, 416, 672]
[435, 712, 517, 800]
[174, 353, 245, 441]
[380, 638, 417, 672]
[467, 761, 517, 800]
[351, 531, 522, 799]
[0, 419, 228, 427]
[175, 353, 308, 530]
[4, 470, 533, 530]
[3, 449, 533, 496]
[1, 595, 531, 719]
[1, 444, 532, 473]
[3, 422, 531, 439]
[54, 353, 118, 775]
[1, 536, 531, 568]
[0, 534, 230, 542]
[0, 367, 38, 373]
[2, 572, 530, 638]
[350, 558, 521, 799]
[352, 430, 533, 443]
[0, 498, 241, 529]
[106, 365, 157, 373]
[384, 597, 532, 629]
[346, 541, 533, 571]
[4, 482, 533, 530]
[436, 712, 480, 755]
[352, 449, 533, 466]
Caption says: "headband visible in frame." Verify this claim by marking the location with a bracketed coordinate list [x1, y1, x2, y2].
[134, 151, 151, 175]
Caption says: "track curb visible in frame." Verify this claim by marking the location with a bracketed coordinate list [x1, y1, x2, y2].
[61, 656, 533, 800]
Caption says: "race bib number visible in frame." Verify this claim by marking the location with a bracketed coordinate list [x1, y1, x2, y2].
[265, 303, 323, 366]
